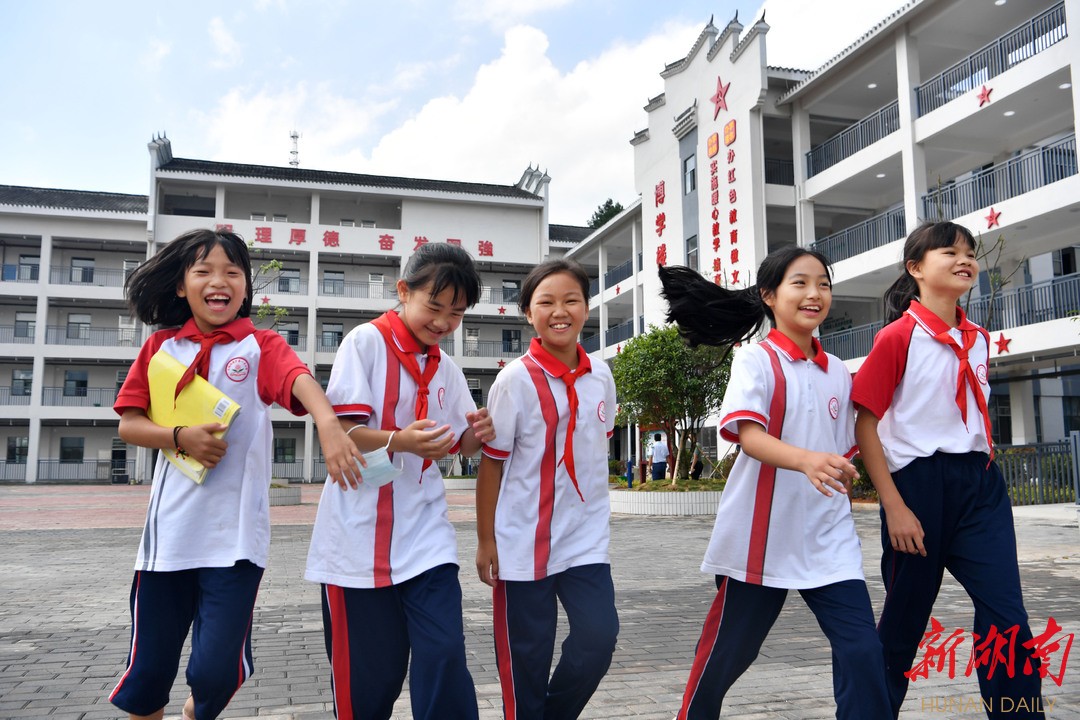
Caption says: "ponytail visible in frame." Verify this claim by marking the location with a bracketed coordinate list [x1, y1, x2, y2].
[883, 273, 920, 325]
[658, 265, 765, 348]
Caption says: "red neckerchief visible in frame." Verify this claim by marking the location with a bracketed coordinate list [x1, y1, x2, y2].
[527, 337, 592, 502]
[906, 300, 994, 459]
[371, 311, 441, 472]
[172, 318, 254, 401]
[765, 328, 828, 371]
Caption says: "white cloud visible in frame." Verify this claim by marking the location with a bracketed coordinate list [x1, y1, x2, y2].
[757, 0, 909, 70]
[142, 38, 172, 72]
[196, 82, 396, 171]
[208, 17, 243, 69]
[366, 22, 701, 225]
[453, 0, 577, 31]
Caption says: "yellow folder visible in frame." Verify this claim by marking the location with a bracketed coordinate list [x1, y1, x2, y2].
[147, 349, 242, 484]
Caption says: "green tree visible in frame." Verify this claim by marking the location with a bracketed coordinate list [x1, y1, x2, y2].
[248, 244, 289, 328]
[588, 198, 624, 229]
[612, 325, 730, 482]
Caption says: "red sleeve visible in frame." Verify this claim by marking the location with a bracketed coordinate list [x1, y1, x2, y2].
[113, 329, 175, 415]
[850, 319, 913, 419]
[254, 330, 312, 416]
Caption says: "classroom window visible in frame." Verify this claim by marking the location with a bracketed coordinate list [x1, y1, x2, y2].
[989, 392, 1012, 446]
[274, 438, 296, 463]
[502, 279, 520, 304]
[66, 313, 92, 340]
[1064, 396, 1080, 435]
[502, 328, 521, 354]
[70, 257, 95, 283]
[685, 235, 699, 272]
[18, 255, 39, 281]
[7, 436, 28, 464]
[321, 323, 343, 351]
[683, 154, 697, 194]
[14, 312, 35, 339]
[323, 271, 345, 295]
[278, 268, 301, 293]
[63, 370, 88, 397]
[279, 322, 300, 347]
[59, 437, 84, 463]
[11, 369, 32, 397]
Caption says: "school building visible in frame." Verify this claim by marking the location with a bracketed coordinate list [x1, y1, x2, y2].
[569, 0, 1080, 463]
[0, 138, 594, 483]
[2, 0, 1079, 484]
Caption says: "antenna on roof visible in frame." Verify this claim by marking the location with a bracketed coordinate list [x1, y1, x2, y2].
[289, 130, 301, 168]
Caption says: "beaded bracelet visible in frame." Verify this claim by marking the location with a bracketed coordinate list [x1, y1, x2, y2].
[173, 425, 189, 458]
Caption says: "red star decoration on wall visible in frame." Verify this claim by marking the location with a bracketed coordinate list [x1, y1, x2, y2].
[261, 296, 270, 304]
[711, 76, 730, 120]
[498, 306, 507, 315]
[615, 285, 621, 295]
[985, 207, 1001, 229]
[616, 344, 621, 354]
[497, 359, 506, 367]
[977, 85, 992, 106]
[995, 333, 1012, 354]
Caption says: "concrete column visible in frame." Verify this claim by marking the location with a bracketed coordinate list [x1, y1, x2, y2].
[791, 100, 816, 248]
[1009, 379, 1038, 445]
[598, 242, 609, 350]
[895, 26, 928, 230]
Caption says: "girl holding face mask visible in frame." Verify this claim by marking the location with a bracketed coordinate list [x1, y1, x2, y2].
[305, 243, 495, 720]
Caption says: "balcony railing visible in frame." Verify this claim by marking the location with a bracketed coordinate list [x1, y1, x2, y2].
[581, 334, 600, 353]
[272, 277, 309, 295]
[37, 459, 135, 483]
[922, 134, 1077, 219]
[806, 100, 900, 178]
[484, 287, 521, 306]
[819, 321, 884, 361]
[460, 339, 524, 358]
[42, 387, 119, 407]
[604, 258, 635, 288]
[0, 326, 35, 344]
[318, 279, 397, 300]
[0, 387, 32, 405]
[0, 461, 28, 482]
[606, 317, 639, 346]
[272, 461, 305, 481]
[49, 266, 129, 287]
[966, 271, 1080, 332]
[812, 207, 906, 264]
[278, 333, 307, 351]
[317, 334, 343, 353]
[764, 158, 795, 186]
[916, 2, 1067, 116]
[45, 326, 141, 347]
[0, 264, 40, 283]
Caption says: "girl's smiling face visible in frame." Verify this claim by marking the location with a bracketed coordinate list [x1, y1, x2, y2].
[762, 254, 832, 345]
[176, 244, 249, 333]
[396, 280, 467, 347]
[907, 234, 979, 300]
[525, 271, 589, 365]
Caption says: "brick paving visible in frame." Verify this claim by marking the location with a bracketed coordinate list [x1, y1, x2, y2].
[1, 485, 1079, 719]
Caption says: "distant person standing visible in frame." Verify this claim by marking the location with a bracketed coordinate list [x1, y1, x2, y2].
[690, 449, 705, 480]
[649, 434, 670, 481]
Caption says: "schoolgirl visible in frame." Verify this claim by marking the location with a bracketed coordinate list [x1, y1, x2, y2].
[110, 228, 361, 720]
[852, 221, 1044, 719]
[659, 247, 890, 720]
[475, 258, 619, 719]
[305, 242, 493, 720]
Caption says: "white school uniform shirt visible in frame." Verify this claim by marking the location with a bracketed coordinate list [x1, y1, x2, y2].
[305, 317, 475, 588]
[482, 338, 616, 582]
[114, 317, 311, 572]
[851, 300, 992, 473]
[702, 330, 864, 589]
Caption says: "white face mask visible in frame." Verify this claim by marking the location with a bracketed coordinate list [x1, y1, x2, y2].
[360, 442, 403, 488]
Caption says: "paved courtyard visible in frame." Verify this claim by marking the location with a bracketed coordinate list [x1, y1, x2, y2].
[2, 484, 1079, 719]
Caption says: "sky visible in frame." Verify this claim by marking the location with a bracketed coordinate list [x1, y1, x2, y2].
[0, 0, 907, 226]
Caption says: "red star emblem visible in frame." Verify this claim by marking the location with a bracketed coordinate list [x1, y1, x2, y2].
[615, 285, 621, 295]
[498, 306, 506, 315]
[985, 207, 1001, 229]
[977, 85, 992, 106]
[710, 76, 730, 120]
[497, 359, 506, 368]
[616, 344, 621, 354]
[995, 333, 1011, 354]
[261, 296, 270, 305]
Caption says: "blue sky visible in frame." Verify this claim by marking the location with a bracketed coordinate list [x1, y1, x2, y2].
[0, 0, 905, 225]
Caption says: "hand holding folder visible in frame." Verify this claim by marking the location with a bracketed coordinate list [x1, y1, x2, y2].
[147, 349, 242, 484]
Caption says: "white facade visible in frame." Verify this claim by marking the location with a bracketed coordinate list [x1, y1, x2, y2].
[0, 140, 599, 483]
[573, 0, 1080, 451]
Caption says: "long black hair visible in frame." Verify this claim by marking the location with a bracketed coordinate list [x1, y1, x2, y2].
[658, 246, 832, 348]
[125, 228, 253, 327]
[882, 221, 976, 324]
[401, 242, 482, 307]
